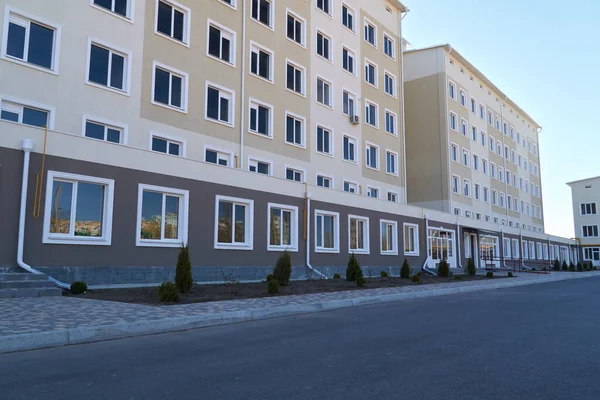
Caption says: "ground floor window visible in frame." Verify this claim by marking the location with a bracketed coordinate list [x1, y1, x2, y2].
[380, 220, 398, 255]
[267, 203, 297, 251]
[315, 210, 339, 253]
[43, 171, 114, 245]
[543, 244, 549, 260]
[403, 223, 419, 256]
[503, 238, 511, 259]
[349, 215, 369, 254]
[512, 239, 520, 259]
[584, 247, 600, 262]
[137, 184, 189, 247]
[215, 195, 254, 250]
[480, 235, 499, 262]
[428, 228, 454, 265]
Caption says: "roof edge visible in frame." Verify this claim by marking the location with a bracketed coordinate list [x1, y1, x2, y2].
[567, 176, 600, 186]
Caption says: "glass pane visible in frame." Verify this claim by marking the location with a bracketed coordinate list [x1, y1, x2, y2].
[89, 44, 109, 86]
[154, 68, 170, 104]
[157, 1, 172, 36]
[106, 128, 121, 143]
[7, 22, 26, 60]
[1, 110, 19, 122]
[28, 23, 54, 69]
[250, 108, 257, 131]
[110, 53, 125, 90]
[282, 210, 291, 246]
[270, 208, 281, 246]
[168, 142, 180, 156]
[171, 75, 182, 108]
[208, 27, 221, 57]
[259, 0, 270, 25]
[286, 117, 293, 142]
[164, 195, 179, 239]
[94, 0, 112, 10]
[114, 0, 128, 16]
[85, 121, 105, 140]
[287, 15, 294, 38]
[357, 221, 363, 249]
[222, 38, 230, 62]
[152, 137, 167, 153]
[50, 181, 73, 234]
[207, 87, 219, 120]
[173, 10, 184, 41]
[323, 215, 333, 248]
[251, 52, 258, 74]
[205, 150, 217, 164]
[22, 107, 48, 127]
[234, 204, 245, 243]
[259, 51, 269, 78]
[218, 201, 233, 243]
[316, 216, 322, 247]
[257, 162, 269, 175]
[286, 65, 294, 90]
[75, 183, 104, 237]
[140, 191, 163, 240]
[220, 97, 229, 122]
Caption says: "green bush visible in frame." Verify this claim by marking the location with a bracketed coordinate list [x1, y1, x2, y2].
[454, 276, 462, 280]
[356, 276, 366, 287]
[175, 244, 193, 294]
[466, 258, 476, 276]
[70, 281, 88, 295]
[486, 271, 494, 278]
[380, 271, 389, 278]
[531, 267, 536, 271]
[268, 279, 279, 294]
[346, 253, 363, 282]
[508, 272, 514, 278]
[568, 264, 575, 272]
[411, 274, 420, 283]
[273, 251, 292, 286]
[158, 282, 180, 303]
[400, 259, 411, 279]
[562, 260, 569, 271]
[553, 259, 561, 271]
[266, 274, 274, 282]
[438, 260, 450, 277]
[333, 273, 341, 279]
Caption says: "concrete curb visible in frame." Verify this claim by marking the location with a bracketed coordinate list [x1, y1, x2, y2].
[1, 272, 597, 354]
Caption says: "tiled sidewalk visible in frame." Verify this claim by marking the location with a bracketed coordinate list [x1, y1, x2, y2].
[1, 271, 598, 353]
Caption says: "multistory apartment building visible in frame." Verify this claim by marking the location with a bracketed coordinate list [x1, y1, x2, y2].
[404, 45, 544, 233]
[568, 176, 600, 267]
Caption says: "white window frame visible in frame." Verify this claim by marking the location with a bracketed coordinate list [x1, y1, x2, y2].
[449, 112, 458, 131]
[383, 33, 395, 59]
[450, 143, 459, 163]
[150, 132, 186, 157]
[90, 0, 136, 22]
[462, 148, 470, 168]
[284, 111, 306, 148]
[214, 195, 254, 250]
[153, 0, 191, 47]
[384, 70, 397, 97]
[218, 0, 237, 9]
[342, 134, 358, 164]
[315, 209, 340, 253]
[403, 222, 419, 256]
[85, 37, 132, 96]
[0, 94, 56, 129]
[315, 29, 333, 62]
[204, 81, 235, 126]
[364, 18, 377, 47]
[285, 59, 306, 96]
[463, 179, 471, 198]
[316, 0, 332, 16]
[343, 180, 359, 194]
[204, 145, 233, 167]
[286, 9, 306, 48]
[448, 80, 457, 101]
[248, 157, 272, 175]
[364, 58, 378, 87]
[136, 183, 190, 248]
[151, 61, 189, 113]
[316, 124, 334, 157]
[316, 75, 333, 108]
[461, 119, 468, 136]
[365, 141, 380, 170]
[459, 89, 467, 108]
[380, 219, 398, 255]
[206, 20, 236, 66]
[267, 202, 298, 252]
[365, 100, 378, 128]
[385, 109, 397, 136]
[386, 149, 399, 176]
[452, 175, 460, 195]
[387, 191, 398, 203]
[285, 165, 305, 183]
[250, 0, 274, 30]
[341, 46, 356, 75]
[341, 3, 356, 33]
[342, 88, 357, 117]
[348, 214, 370, 254]
[316, 173, 334, 188]
[42, 171, 115, 245]
[248, 98, 274, 138]
[82, 115, 128, 144]
[366, 186, 380, 199]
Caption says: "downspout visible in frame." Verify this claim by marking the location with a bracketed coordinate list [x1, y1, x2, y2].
[500, 230, 509, 268]
[18, 139, 69, 289]
[238, 0, 247, 170]
[398, 9, 409, 203]
[422, 213, 435, 275]
[305, 186, 326, 279]
[456, 217, 463, 270]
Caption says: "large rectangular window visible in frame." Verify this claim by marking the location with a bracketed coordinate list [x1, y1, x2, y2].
[0, 98, 51, 128]
[349, 215, 369, 254]
[316, 126, 332, 155]
[404, 223, 419, 256]
[268, 203, 298, 251]
[155, 0, 190, 45]
[581, 203, 597, 216]
[316, 31, 331, 61]
[207, 22, 234, 64]
[366, 143, 379, 169]
[215, 195, 254, 250]
[205, 83, 233, 124]
[87, 40, 129, 94]
[380, 220, 398, 255]
[251, 0, 273, 28]
[137, 184, 188, 247]
[250, 43, 272, 81]
[286, 61, 304, 95]
[316, 77, 332, 107]
[315, 210, 339, 253]
[286, 11, 304, 46]
[153, 62, 188, 111]
[84, 118, 124, 144]
[43, 171, 114, 245]
[249, 100, 272, 137]
[341, 4, 354, 31]
[152, 135, 183, 156]
[285, 113, 304, 147]
[92, 0, 132, 19]
[343, 135, 357, 163]
[583, 225, 599, 238]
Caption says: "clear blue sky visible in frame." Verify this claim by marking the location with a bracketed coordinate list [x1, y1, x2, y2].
[402, 0, 600, 238]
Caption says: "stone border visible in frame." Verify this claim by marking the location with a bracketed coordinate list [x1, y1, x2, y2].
[1, 272, 597, 354]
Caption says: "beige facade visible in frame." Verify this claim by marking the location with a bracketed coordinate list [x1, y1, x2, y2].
[404, 45, 545, 233]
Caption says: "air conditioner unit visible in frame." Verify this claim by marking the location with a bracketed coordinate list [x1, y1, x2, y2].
[350, 115, 360, 125]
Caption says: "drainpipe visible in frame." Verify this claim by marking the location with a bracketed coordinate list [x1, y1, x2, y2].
[17, 139, 69, 289]
[305, 188, 327, 279]
[456, 218, 463, 270]
[421, 213, 435, 275]
[238, 0, 247, 170]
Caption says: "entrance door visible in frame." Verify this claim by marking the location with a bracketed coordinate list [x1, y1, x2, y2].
[464, 233, 479, 268]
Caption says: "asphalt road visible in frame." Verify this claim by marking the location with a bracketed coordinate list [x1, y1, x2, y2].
[1, 277, 600, 400]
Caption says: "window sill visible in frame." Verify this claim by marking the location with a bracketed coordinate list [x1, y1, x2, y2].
[154, 31, 190, 48]
[90, 4, 134, 24]
[343, 159, 359, 166]
[317, 8, 333, 19]
[215, 243, 254, 251]
[1, 55, 59, 76]
[284, 141, 306, 150]
[404, 252, 420, 257]
[317, 102, 334, 111]
[285, 88, 306, 98]
[365, 165, 380, 172]
[248, 130, 273, 140]
[315, 248, 339, 254]
[151, 100, 188, 114]
[316, 54, 333, 65]
[43, 236, 112, 246]
[86, 81, 131, 97]
[364, 81, 378, 90]
[205, 116, 235, 128]
[137, 240, 184, 248]
[365, 41, 378, 50]
[342, 25, 356, 35]
[268, 246, 299, 252]
[286, 37, 306, 50]
[206, 54, 236, 69]
[218, 0, 238, 10]
[381, 251, 399, 256]
[385, 91, 398, 99]
[251, 18, 274, 32]
[350, 249, 369, 255]
[316, 151, 334, 159]
[250, 73, 274, 85]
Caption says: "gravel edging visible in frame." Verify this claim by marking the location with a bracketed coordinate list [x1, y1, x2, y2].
[1, 272, 596, 354]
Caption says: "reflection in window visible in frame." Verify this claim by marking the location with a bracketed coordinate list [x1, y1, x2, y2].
[140, 191, 180, 241]
[50, 180, 105, 237]
[218, 200, 247, 245]
[270, 207, 292, 247]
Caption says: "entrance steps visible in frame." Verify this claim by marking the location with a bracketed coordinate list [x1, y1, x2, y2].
[0, 267, 62, 298]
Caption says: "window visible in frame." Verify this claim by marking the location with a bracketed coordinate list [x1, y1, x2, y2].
[215, 195, 253, 250]
[504, 145, 510, 160]
[285, 113, 305, 146]
[92, 0, 132, 19]
[317, 0, 331, 15]
[461, 119, 468, 136]
[500, 192, 505, 208]
[511, 239, 520, 259]
[583, 225, 599, 238]
[316, 126, 332, 155]
[470, 98, 477, 114]
[205, 148, 230, 166]
[365, 101, 378, 127]
[268, 203, 298, 251]
[286, 61, 305, 95]
[286, 11, 305, 46]
[316, 77, 332, 107]
[387, 191, 398, 202]
[492, 190, 498, 205]
[506, 170, 511, 184]
[479, 104, 485, 119]
[251, 0, 272, 28]
[43, 171, 114, 245]
[365, 60, 377, 86]
[472, 154, 479, 171]
[386, 150, 398, 175]
[499, 167, 504, 182]
[454, 208, 461, 216]
[385, 110, 396, 135]
[529, 242, 535, 260]
[2, 7, 61, 72]
[380, 220, 398, 255]
[507, 195, 512, 210]
[503, 238, 511, 259]
[84, 118, 124, 144]
[342, 47, 355, 74]
[449, 82, 456, 100]
[366, 143, 379, 169]
[367, 187, 379, 198]
[341, 4, 355, 31]
[286, 167, 304, 182]
[581, 203, 597, 215]
[87, 40, 129, 94]
[522, 241, 529, 259]
[205, 83, 234, 124]
[462, 149, 470, 167]
[342, 90, 356, 116]
[249, 100, 272, 136]
[463, 179, 471, 197]
[153, 62, 188, 111]
[488, 110, 493, 126]
[316, 31, 331, 60]
[404, 223, 419, 256]
[0, 98, 51, 128]
[503, 122, 508, 136]
[537, 243, 543, 260]
[250, 43, 272, 81]
[482, 159, 488, 175]
[343, 135, 357, 163]
[496, 117, 501, 131]
[384, 72, 396, 96]
[248, 159, 270, 175]
[491, 163, 497, 179]
[344, 181, 357, 193]
[315, 210, 339, 252]
[584, 247, 600, 262]
[207, 22, 234, 64]
[364, 20, 376, 46]
[137, 184, 189, 247]
[489, 136, 495, 152]
[152, 135, 183, 156]
[450, 143, 459, 162]
[452, 175, 460, 194]
[471, 126, 477, 142]
[459, 90, 466, 107]
[383, 34, 394, 59]
[155, 0, 190, 45]
[349, 215, 369, 254]
[449, 112, 457, 131]
[483, 187, 489, 203]
[474, 184, 480, 200]
[317, 174, 332, 188]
